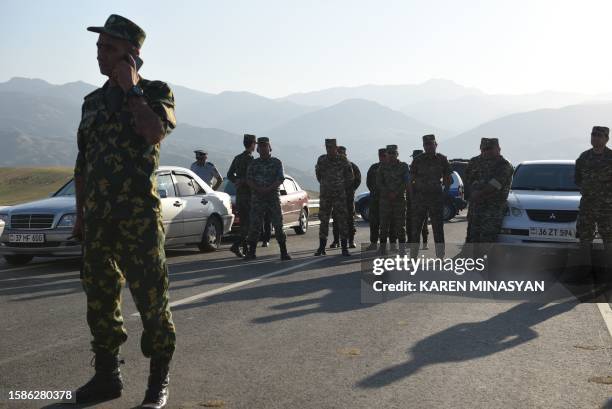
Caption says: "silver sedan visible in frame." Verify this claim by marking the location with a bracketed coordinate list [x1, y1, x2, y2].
[0, 166, 234, 265]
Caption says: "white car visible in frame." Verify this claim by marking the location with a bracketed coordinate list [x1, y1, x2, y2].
[497, 160, 599, 249]
[0, 166, 234, 265]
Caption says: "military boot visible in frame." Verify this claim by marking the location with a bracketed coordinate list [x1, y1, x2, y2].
[349, 232, 357, 248]
[243, 241, 257, 261]
[398, 242, 407, 257]
[378, 241, 388, 256]
[341, 239, 351, 256]
[229, 241, 244, 258]
[279, 241, 292, 261]
[75, 352, 123, 403]
[140, 357, 170, 409]
[315, 239, 327, 256]
[329, 240, 340, 249]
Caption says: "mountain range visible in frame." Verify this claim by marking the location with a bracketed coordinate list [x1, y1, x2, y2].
[1, 76, 611, 191]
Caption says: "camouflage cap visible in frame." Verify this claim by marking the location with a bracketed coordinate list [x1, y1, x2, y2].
[338, 145, 347, 152]
[257, 137, 270, 144]
[386, 144, 398, 154]
[87, 14, 146, 49]
[411, 149, 424, 157]
[325, 138, 337, 147]
[482, 138, 500, 149]
[480, 137, 489, 149]
[244, 134, 256, 144]
[422, 134, 436, 143]
[194, 149, 207, 155]
[592, 126, 610, 137]
[378, 148, 387, 155]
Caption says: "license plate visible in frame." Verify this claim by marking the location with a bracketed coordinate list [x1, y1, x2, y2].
[9, 233, 45, 243]
[529, 227, 575, 240]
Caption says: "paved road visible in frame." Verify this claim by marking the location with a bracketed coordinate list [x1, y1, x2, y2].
[1, 215, 611, 409]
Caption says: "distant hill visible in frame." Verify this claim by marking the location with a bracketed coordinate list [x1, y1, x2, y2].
[0, 167, 73, 205]
[442, 102, 612, 164]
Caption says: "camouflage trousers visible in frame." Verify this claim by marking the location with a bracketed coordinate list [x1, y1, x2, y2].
[577, 198, 612, 243]
[81, 216, 176, 361]
[234, 192, 251, 245]
[469, 202, 506, 243]
[410, 193, 445, 257]
[319, 192, 349, 240]
[405, 200, 428, 244]
[369, 196, 381, 243]
[379, 197, 406, 243]
[248, 195, 286, 243]
[332, 192, 356, 242]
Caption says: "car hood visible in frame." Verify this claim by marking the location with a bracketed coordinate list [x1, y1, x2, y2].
[508, 190, 580, 210]
[4, 196, 76, 214]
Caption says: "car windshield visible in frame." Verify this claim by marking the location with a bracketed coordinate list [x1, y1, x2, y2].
[218, 179, 236, 195]
[511, 164, 579, 191]
[54, 179, 76, 196]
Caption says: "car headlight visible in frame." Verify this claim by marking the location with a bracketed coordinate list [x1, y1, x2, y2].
[0, 214, 8, 227]
[57, 214, 77, 228]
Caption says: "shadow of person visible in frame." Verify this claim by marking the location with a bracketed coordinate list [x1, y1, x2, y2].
[357, 302, 577, 389]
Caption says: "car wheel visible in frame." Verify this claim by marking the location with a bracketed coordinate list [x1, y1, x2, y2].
[199, 217, 222, 252]
[360, 200, 370, 221]
[442, 203, 456, 221]
[293, 208, 309, 235]
[4, 255, 34, 266]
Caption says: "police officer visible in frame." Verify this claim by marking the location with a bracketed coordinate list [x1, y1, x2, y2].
[408, 149, 429, 249]
[191, 150, 223, 190]
[227, 134, 256, 258]
[377, 145, 410, 255]
[575, 126, 612, 294]
[468, 138, 513, 257]
[330, 146, 361, 249]
[366, 148, 388, 250]
[73, 15, 175, 408]
[315, 139, 354, 256]
[410, 134, 452, 259]
[244, 137, 292, 261]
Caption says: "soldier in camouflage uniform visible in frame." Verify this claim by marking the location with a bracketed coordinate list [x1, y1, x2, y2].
[408, 149, 430, 249]
[463, 138, 487, 245]
[315, 138, 354, 256]
[574, 126, 612, 295]
[330, 146, 361, 249]
[243, 137, 292, 261]
[366, 148, 388, 251]
[468, 138, 513, 257]
[227, 134, 256, 258]
[72, 15, 175, 408]
[409, 134, 452, 259]
[376, 145, 410, 255]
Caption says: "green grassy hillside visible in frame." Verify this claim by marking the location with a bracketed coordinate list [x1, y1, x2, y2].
[0, 167, 73, 205]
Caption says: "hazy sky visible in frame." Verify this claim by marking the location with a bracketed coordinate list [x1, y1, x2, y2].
[2, 0, 611, 97]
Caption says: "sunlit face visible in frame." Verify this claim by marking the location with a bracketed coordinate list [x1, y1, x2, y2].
[96, 33, 135, 76]
[258, 143, 271, 157]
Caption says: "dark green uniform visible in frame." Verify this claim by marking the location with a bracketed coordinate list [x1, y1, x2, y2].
[410, 150, 451, 258]
[246, 156, 287, 243]
[227, 149, 254, 246]
[74, 79, 177, 361]
[377, 158, 409, 245]
[333, 161, 361, 243]
[463, 153, 485, 243]
[316, 154, 354, 240]
[575, 146, 612, 243]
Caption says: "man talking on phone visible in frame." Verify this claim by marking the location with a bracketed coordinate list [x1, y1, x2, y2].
[72, 15, 177, 409]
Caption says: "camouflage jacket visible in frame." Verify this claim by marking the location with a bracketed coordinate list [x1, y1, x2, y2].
[315, 154, 354, 196]
[246, 156, 285, 199]
[464, 154, 484, 188]
[410, 152, 451, 195]
[474, 155, 514, 203]
[227, 150, 254, 196]
[349, 162, 362, 193]
[74, 78, 176, 220]
[575, 147, 612, 200]
[376, 160, 409, 199]
[366, 162, 382, 199]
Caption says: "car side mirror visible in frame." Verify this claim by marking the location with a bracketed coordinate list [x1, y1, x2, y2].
[159, 189, 167, 199]
[280, 189, 288, 196]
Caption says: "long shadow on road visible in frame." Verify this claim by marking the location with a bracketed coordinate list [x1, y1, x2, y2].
[356, 301, 577, 389]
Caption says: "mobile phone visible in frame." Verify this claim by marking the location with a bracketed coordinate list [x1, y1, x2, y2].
[125, 54, 144, 71]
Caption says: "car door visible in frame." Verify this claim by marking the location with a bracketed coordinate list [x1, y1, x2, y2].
[156, 172, 184, 243]
[281, 179, 300, 225]
[173, 172, 213, 241]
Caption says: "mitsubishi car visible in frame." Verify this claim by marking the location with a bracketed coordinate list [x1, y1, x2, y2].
[0, 166, 234, 265]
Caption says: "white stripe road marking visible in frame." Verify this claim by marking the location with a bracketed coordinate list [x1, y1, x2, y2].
[596, 302, 612, 339]
[131, 257, 324, 316]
